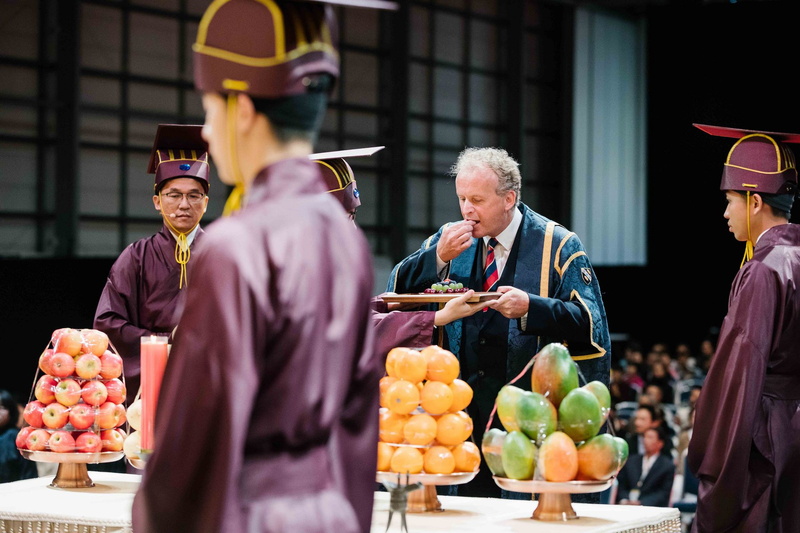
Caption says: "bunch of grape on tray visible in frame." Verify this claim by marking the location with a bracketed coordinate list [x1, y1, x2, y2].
[422, 279, 469, 294]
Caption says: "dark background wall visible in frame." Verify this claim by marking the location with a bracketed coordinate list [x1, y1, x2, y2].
[3, 0, 799, 402]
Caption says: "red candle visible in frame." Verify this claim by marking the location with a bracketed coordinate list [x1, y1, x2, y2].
[140, 335, 169, 452]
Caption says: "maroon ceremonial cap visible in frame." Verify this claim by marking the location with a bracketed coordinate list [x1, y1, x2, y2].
[146, 124, 210, 193]
[310, 146, 384, 212]
[694, 123, 800, 195]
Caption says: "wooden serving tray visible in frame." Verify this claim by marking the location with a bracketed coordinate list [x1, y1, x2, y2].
[380, 292, 501, 304]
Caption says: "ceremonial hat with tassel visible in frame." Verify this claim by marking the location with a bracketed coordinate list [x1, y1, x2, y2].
[310, 145, 385, 214]
[695, 123, 800, 266]
[147, 124, 210, 193]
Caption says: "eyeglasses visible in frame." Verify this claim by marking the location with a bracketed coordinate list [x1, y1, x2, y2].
[161, 192, 206, 205]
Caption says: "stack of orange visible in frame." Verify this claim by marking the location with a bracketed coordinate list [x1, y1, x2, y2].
[377, 345, 480, 475]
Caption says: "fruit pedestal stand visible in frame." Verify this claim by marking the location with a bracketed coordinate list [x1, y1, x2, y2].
[493, 477, 613, 521]
[20, 450, 124, 488]
[376, 470, 478, 513]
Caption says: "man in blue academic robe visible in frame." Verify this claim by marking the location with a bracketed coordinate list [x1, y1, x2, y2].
[387, 147, 611, 497]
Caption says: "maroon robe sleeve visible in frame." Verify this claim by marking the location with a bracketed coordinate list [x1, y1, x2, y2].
[93, 244, 162, 404]
[687, 263, 774, 531]
[370, 296, 435, 361]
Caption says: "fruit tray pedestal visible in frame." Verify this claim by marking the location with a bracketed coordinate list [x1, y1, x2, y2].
[376, 471, 478, 513]
[493, 477, 613, 521]
[20, 450, 124, 489]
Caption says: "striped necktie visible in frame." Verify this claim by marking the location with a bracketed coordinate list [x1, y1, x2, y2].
[483, 238, 499, 292]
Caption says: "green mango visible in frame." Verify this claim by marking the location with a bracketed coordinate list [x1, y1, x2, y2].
[558, 387, 603, 443]
[582, 380, 612, 422]
[481, 428, 507, 477]
[516, 390, 557, 445]
[530, 342, 578, 408]
[496, 384, 525, 433]
[501, 430, 537, 480]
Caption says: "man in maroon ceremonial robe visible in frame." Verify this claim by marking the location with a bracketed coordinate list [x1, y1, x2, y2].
[689, 124, 800, 533]
[94, 124, 210, 406]
[132, 2, 396, 532]
[313, 149, 490, 361]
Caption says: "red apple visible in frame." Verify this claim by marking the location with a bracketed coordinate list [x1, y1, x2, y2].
[23, 401, 46, 428]
[103, 378, 126, 405]
[100, 428, 125, 451]
[75, 431, 102, 453]
[96, 401, 126, 429]
[34, 375, 58, 404]
[43, 402, 69, 429]
[54, 328, 83, 356]
[69, 403, 95, 430]
[81, 380, 108, 406]
[48, 430, 76, 453]
[39, 349, 55, 374]
[15, 426, 36, 449]
[75, 353, 102, 379]
[49, 352, 76, 378]
[81, 329, 109, 356]
[54, 378, 82, 406]
[26, 428, 51, 451]
[99, 350, 123, 379]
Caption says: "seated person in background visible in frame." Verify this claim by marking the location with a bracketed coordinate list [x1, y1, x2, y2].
[616, 426, 675, 507]
[646, 361, 675, 405]
[674, 385, 702, 429]
[623, 362, 645, 397]
[610, 364, 636, 404]
[624, 404, 666, 456]
[0, 390, 38, 483]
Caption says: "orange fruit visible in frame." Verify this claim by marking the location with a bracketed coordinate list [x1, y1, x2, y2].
[386, 347, 412, 378]
[436, 411, 473, 446]
[426, 349, 460, 384]
[379, 407, 409, 444]
[423, 445, 456, 474]
[448, 379, 474, 412]
[390, 446, 424, 474]
[420, 380, 454, 415]
[379, 376, 398, 408]
[377, 441, 395, 471]
[420, 345, 444, 363]
[452, 441, 481, 472]
[403, 413, 438, 446]
[394, 349, 428, 384]
[385, 379, 420, 415]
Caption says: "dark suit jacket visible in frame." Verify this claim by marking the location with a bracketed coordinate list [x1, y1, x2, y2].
[616, 452, 675, 507]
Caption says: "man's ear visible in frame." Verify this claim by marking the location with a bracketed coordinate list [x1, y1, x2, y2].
[236, 92, 258, 133]
[153, 195, 162, 211]
[751, 193, 765, 213]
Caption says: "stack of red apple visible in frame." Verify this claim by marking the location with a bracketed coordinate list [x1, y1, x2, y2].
[16, 327, 127, 456]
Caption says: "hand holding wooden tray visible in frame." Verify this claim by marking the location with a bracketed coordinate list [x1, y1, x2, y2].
[380, 291, 501, 304]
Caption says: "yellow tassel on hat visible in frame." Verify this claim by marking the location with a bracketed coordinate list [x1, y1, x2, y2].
[222, 93, 246, 217]
[740, 191, 754, 268]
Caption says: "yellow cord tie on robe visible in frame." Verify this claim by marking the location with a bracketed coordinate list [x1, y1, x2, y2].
[221, 92, 247, 217]
[163, 215, 198, 290]
[740, 191, 754, 268]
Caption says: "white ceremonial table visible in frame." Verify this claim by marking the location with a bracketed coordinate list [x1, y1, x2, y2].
[0, 472, 137, 533]
[0, 473, 680, 533]
[372, 491, 681, 533]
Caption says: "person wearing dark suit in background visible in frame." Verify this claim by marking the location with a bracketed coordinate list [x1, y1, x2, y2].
[616, 426, 675, 507]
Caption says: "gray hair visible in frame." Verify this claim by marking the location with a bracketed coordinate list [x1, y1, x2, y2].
[449, 147, 521, 206]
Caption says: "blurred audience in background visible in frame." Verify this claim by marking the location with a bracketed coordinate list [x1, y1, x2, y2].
[0, 390, 38, 483]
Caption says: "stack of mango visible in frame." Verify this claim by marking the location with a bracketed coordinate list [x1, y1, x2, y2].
[377, 345, 481, 475]
[482, 342, 628, 482]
